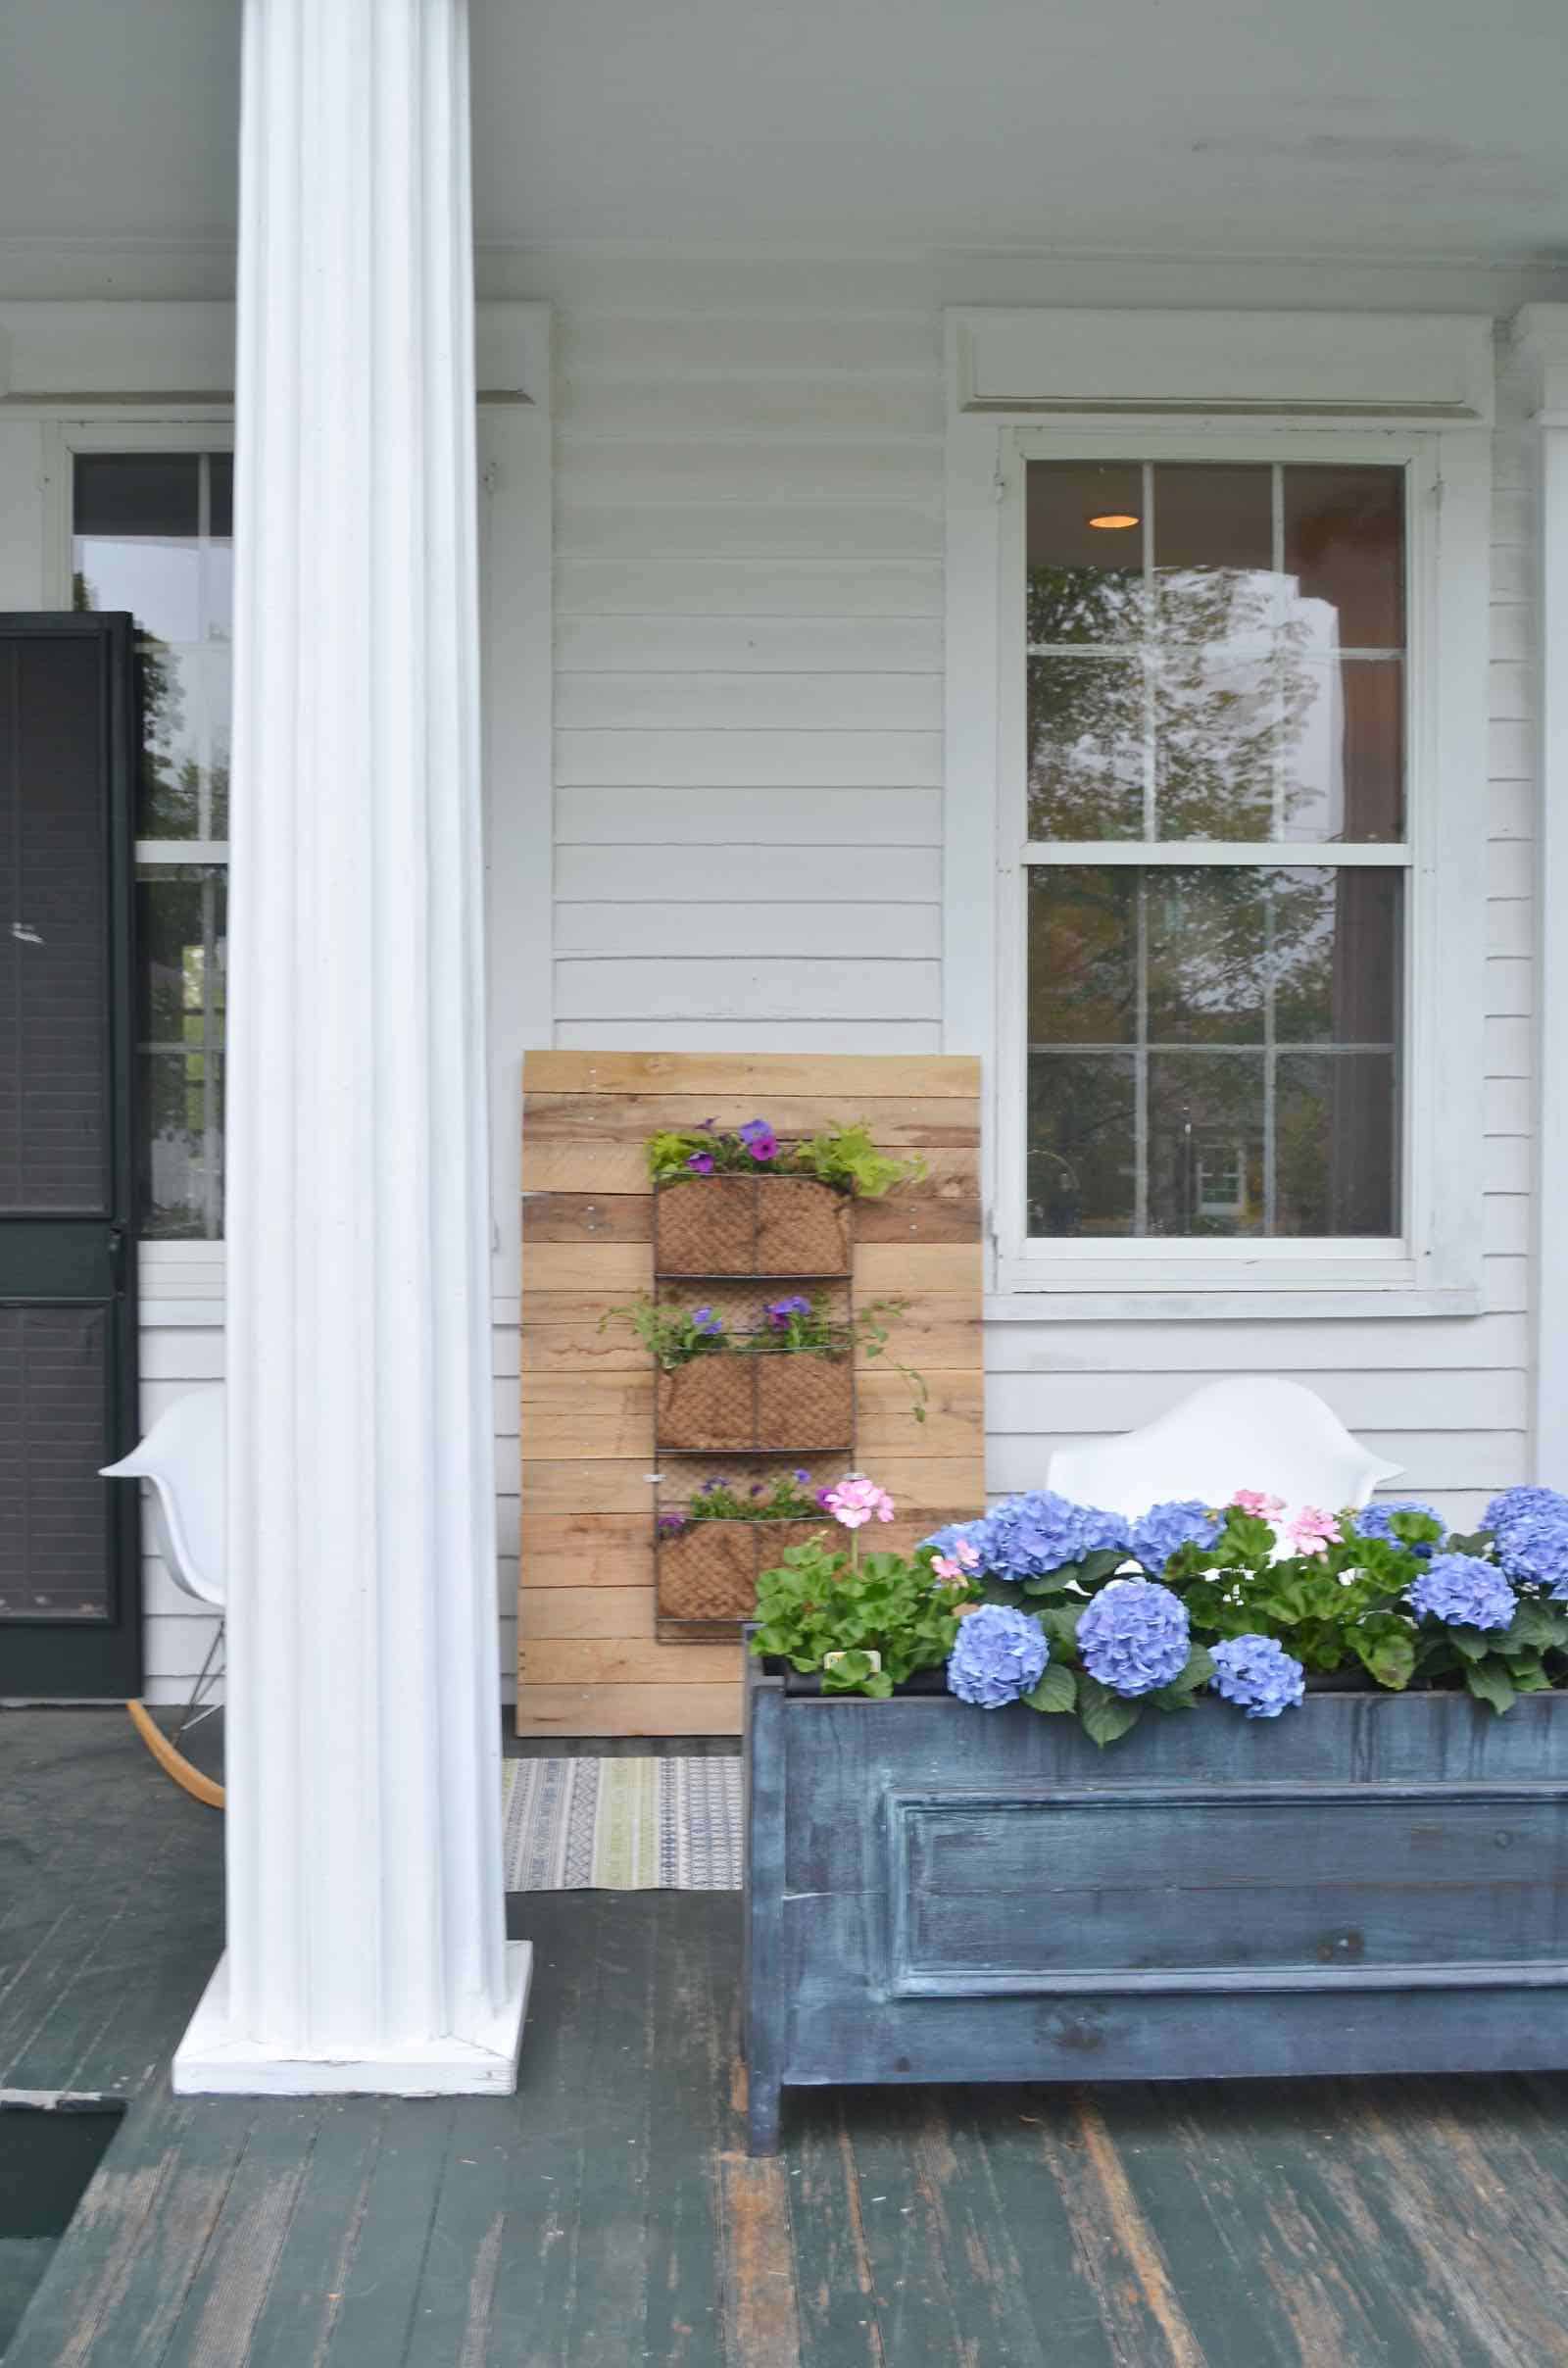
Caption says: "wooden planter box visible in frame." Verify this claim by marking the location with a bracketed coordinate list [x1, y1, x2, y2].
[657, 1353, 853, 1453]
[743, 1652, 1568, 2153]
[655, 1174, 851, 1277]
[657, 1518, 829, 1625]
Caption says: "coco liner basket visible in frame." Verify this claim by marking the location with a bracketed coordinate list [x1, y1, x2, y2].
[655, 1174, 851, 1278]
[657, 1351, 854, 1454]
[657, 1518, 828, 1623]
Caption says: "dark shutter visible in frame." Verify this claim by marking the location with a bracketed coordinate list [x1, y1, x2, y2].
[0, 616, 139, 1696]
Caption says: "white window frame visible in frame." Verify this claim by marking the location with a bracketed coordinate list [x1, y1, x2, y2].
[945, 324, 1494, 1321]
[41, 411, 235, 1283]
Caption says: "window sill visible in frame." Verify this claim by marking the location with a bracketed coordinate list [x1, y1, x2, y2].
[985, 1283, 1484, 1322]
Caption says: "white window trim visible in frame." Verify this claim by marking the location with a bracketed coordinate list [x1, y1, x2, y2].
[42, 414, 236, 1264]
[945, 323, 1493, 1321]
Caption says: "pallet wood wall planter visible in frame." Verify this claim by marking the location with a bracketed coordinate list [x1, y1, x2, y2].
[517, 1051, 985, 1738]
[742, 1664, 1568, 2152]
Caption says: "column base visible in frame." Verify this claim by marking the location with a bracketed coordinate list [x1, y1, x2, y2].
[172, 1941, 532, 2097]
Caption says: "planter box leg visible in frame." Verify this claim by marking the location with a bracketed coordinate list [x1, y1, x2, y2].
[748, 2072, 783, 2157]
[744, 1674, 787, 2156]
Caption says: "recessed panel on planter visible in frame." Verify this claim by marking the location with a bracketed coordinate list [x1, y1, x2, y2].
[655, 1176, 851, 1277]
[887, 1784, 1568, 1997]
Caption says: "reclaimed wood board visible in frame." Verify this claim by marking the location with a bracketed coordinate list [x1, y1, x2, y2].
[516, 1050, 985, 1737]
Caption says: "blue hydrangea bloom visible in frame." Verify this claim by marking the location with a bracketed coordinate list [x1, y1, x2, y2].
[1129, 1500, 1223, 1575]
[1077, 1581, 1191, 1698]
[919, 1520, 982, 1559]
[1353, 1500, 1446, 1554]
[1209, 1634, 1306, 1719]
[1484, 1486, 1568, 1597]
[1409, 1554, 1516, 1632]
[930, 1491, 1129, 1582]
[946, 1604, 1049, 1709]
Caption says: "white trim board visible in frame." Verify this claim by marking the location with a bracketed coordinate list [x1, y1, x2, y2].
[0, 299, 546, 406]
[1514, 305, 1568, 1481]
[951, 308, 1495, 423]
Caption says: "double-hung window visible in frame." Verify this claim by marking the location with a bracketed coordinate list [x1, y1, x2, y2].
[946, 318, 1493, 1315]
[68, 439, 232, 1242]
[1021, 456, 1405, 1250]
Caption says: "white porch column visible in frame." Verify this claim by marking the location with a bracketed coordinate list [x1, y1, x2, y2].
[1514, 307, 1568, 1490]
[174, 0, 529, 2095]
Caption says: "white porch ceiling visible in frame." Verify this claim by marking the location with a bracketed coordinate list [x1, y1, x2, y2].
[0, 0, 1564, 266]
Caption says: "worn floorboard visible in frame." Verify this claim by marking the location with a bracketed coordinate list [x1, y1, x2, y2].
[8, 1708, 1568, 2364]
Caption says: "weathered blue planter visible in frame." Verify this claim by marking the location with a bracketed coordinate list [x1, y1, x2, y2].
[743, 1650, 1568, 2153]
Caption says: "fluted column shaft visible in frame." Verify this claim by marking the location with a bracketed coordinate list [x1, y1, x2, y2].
[174, 0, 528, 2094]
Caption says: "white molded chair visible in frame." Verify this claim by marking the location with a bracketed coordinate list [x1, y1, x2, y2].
[1047, 1376, 1401, 1520]
[102, 1388, 226, 1806]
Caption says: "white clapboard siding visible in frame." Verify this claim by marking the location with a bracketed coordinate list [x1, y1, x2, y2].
[556, 616, 945, 673]
[554, 1019, 943, 1053]
[554, 957, 941, 1022]
[556, 844, 941, 904]
[557, 558, 945, 616]
[560, 378, 944, 438]
[556, 671, 943, 731]
[556, 728, 944, 788]
[558, 786, 944, 846]
[554, 903, 941, 959]
[137, 271, 1540, 1702]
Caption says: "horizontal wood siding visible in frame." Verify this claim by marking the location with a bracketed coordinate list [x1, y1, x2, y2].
[134, 276, 1537, 1705]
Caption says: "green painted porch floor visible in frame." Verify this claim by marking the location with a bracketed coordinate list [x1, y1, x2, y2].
[6, 1712, 1568, 2364]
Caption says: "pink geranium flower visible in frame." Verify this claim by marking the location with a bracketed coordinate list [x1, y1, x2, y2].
[1230, 1489, 1285, 1520]
[824, 1473, 896, 1530]
[1286, 1506, 1341, 1557]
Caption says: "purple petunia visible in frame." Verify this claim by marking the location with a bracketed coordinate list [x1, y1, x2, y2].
[686, 1151, 715, 1174]
[766, 1294, 813, 1329]
[739, 1117, 780, 1163]
[1409, 1553, 1516, 1633]
[691, 1306, 723, 1336]
[1077, 1581, 1191, 1698]
[658, 1511, 689, 1535]
[1209, 1634, 1305, 1719]
[947, 1604, 1049, 1709]
[1129, 1500, 1223, 1575]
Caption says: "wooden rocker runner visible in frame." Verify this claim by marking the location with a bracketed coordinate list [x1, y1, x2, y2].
[103, 1391, 227, 1809]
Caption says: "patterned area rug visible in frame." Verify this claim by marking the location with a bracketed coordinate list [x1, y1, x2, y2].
[501, 1756, 743, 1891]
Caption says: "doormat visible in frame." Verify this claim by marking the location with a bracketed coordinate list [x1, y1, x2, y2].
[501, 1756, 742, 1891]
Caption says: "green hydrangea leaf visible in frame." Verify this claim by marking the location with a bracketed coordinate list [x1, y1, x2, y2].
[1023, 1662, 1077, 1715]
[1077, 1548, 1130, 1587]
[1349, 1620, 1415, 1691]
[1506, 1600, 1568, 1652]
[1076, 1672, 1144, 1749]
[1036, 1605, 1085, 1654]
[1444, 1625, 1491, 1662]
[1464, 1658, 1518, 1716]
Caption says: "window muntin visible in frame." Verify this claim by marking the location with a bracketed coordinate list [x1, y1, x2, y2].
[1022, 459, 1407, 1246]
[74, 451, 230, 1239]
